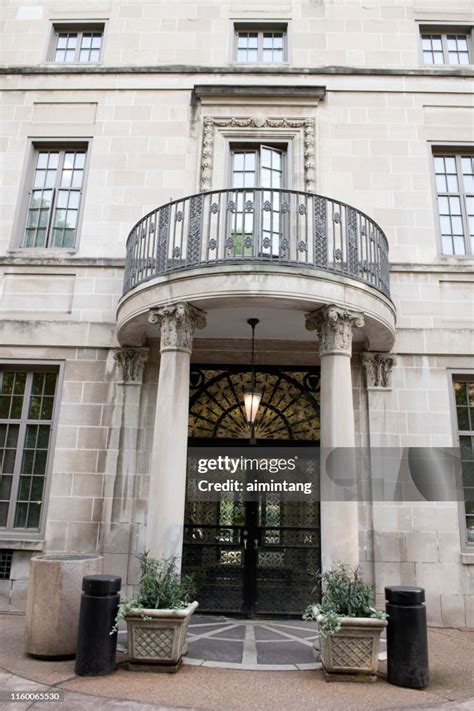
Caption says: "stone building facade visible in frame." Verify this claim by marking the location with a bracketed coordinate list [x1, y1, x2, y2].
[0, 0, 473, 626]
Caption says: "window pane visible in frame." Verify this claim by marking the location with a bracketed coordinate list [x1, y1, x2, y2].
[457, 407, 471, 431]
[455, 392, 474, 544]
[54, 33, 77, 63]
[0, 369, 58, 531]
[446, 35, 470, 65]
[462, 156, 474, 192]
[456, 382, 468, 406]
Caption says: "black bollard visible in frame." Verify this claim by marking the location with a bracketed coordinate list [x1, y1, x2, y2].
[75, 575, 121, 676]
[385, 586, 429, 688]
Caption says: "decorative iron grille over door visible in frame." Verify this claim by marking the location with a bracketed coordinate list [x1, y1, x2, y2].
[183, 366, 321, 617]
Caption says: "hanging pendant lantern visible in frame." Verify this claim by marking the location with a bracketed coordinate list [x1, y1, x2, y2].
[244, 318, 262, 438]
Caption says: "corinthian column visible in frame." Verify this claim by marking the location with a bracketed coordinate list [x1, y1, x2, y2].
[306, 305, 364, 570]
[147, 302, 206, 565]
[100, 348, 148, 582]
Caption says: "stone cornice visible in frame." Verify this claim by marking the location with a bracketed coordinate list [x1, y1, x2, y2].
[1, 65, 473, 77]
[0, 256, 472, 274]
[193, 84, 326, 104]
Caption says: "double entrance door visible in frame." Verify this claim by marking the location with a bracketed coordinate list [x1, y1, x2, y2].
[182, 485, 320, 617]
[183, 365, 321, 617]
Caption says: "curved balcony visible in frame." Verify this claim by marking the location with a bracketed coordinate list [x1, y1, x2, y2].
[123, 188, 390, 298]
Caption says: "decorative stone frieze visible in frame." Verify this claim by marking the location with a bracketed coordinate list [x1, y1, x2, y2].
[149, 302, 207, 353]
[113, 347, 149, 384]
[362, 352, 397, 389]
[305, 305, 364, 357]
[200, 116, 316, 191]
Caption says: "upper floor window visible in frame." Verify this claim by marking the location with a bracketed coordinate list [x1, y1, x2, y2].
[433, 152, 474, 255]
[453, 378, 474, 544]
[230, 144, 286, 256]
[22, 146, 87, 249]
[234, 23, 287, 63]
[0, 367, 59, 532]
[49, 23, 104, 63]
[420, 26, 472, 65]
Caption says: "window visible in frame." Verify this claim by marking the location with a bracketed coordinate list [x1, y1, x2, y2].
[0, 368, 59, 532]
[234, 24, 287, 63]
[22, 146, 87, 249]
[0, 550, 13, 579]
[230, 144, 286, 255]
[420, 27, 471, 65]
[453, 378, 474, 544]
[50, 23, 104, 63]
[433, 152, 474, 255]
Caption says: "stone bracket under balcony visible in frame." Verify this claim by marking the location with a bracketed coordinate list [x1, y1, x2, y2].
[116, 188, 396, 349]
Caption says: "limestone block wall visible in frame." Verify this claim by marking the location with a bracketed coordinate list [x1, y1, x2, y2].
[363, 353, 473, 627]
[0, 0, 473, 621]
[1, 0, 472, 68]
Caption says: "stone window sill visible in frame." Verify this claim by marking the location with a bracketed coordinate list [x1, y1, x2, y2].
[460, 551, 474, 565]
[0, 538, 44, 551]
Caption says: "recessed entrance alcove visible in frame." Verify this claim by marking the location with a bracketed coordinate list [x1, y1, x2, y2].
[183, 364, 321, 618]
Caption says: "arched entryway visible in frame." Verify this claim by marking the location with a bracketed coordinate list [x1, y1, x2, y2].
[182, 365, 321, 617]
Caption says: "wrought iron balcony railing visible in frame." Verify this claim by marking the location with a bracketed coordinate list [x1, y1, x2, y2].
[123, 188, 390, 297]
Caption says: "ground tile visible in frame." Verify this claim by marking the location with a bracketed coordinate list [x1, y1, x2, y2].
[256, 641, 317, 665]
[186, 639, 243, 663]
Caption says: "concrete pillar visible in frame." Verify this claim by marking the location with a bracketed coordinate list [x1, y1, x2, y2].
[306, 305, 364, 571]
[147, 302, 206, 566]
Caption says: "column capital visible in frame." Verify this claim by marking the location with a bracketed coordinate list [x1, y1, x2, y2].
[149, 302, 207, 353]
[113, 347, 149, 384]
[362, 352, 397, 389]
[305, 305, 364, 357]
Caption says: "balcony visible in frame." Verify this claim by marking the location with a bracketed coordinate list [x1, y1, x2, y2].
[124, 188, 390, 297]
[117, 188, 395, 349]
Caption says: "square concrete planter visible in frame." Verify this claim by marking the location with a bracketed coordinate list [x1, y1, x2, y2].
[318, 616, 387, 682]
[125, 601, 198, 672]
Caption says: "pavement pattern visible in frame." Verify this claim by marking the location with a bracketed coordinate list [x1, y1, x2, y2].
[0, 614, 473, 711]
[184, 615, 323, 670]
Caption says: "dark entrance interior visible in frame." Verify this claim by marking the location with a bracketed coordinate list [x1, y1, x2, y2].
[182, 365, 321, 617]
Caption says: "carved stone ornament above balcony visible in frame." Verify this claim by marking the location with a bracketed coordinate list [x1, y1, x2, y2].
[362, 352, 397, 389]
[113, 347, 149, 384]
[305, 305, 364, 357]
[149, 302, 207, 354]
[200, 115, 315, 192]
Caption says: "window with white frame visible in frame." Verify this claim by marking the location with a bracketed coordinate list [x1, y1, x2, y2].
[0, 367, 59, 532]
[22, 146, 87, 249]
[453, 378, 474, 544]
[50, 23, 104, 63]
[230, 144, 286, 256]
[420, 27, 471, 65]
[433, 152, 474, 255]
[234, 24, 287, 63]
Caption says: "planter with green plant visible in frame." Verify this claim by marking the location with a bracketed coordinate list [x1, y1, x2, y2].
[113, 552, 198, 673]
[304, 563, 387, 682]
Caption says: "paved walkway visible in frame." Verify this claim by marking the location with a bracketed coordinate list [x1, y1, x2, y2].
[186, 615, 322, 670]
[0, 614, 473, 711]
